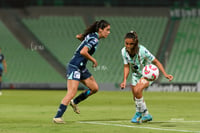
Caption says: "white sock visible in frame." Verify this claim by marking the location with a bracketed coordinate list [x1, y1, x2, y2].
[142, 101, 149, 116]
[135, 97, 149, 115]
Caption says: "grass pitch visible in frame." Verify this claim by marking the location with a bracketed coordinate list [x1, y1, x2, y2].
[0, 90, 200, 133]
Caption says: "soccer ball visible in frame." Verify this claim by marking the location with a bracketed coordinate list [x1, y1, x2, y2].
[142, 64, 159, 81]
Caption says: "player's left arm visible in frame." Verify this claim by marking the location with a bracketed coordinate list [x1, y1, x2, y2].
[152, 58, 173, 81]
[2, 59, 7, 73]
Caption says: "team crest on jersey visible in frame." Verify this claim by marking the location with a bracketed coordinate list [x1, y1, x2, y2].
[73, 71, 80, 79]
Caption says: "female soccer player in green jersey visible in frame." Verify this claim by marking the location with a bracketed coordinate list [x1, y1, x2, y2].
[120, 31, 173, 123]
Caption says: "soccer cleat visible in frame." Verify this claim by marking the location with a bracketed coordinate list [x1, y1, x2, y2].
[70, 100, 80, 114]
[141, 114, 153, 123]
[53, 117, 65, 124]
[131, 112, 142, 123]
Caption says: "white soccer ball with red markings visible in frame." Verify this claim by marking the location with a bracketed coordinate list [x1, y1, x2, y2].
[142, 64, 159, 81]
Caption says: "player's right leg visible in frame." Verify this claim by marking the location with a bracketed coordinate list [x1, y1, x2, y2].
[61, 64, 81, 115]
[131, 112, 142, 123]
[134, 97, 152, 123]
[53, 79, 79, 124]
[131, 78, 152, 123]
[141, 114, 153, 123]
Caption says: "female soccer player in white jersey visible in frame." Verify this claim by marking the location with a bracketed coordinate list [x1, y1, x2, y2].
[120, 31, 173, 123]
[53, 20, 111, 123]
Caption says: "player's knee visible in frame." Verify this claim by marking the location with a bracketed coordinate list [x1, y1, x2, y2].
[133, 88, 142, 97]
[92, 88, 98, 94]
[91, 85, 99, 94]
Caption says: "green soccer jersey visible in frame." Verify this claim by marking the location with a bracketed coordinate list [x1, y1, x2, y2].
[121, 44, 155, 77]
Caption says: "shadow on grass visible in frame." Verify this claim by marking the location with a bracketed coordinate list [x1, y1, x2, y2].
[146, 121, 177, 127]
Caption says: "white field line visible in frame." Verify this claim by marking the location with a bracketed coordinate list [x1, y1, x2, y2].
[78, 121, 200, 133]
[152, 121, 200, 123]
[79, 120, 200, 123]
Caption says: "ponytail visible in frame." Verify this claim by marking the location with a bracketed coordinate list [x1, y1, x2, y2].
[79, 20, 110, 41]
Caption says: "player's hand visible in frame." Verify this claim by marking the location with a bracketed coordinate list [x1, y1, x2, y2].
[76, 34, 83, 41]
[165, 74, 173, 81]
[92, 60, 98, 67]
[120, 82, 126, 90]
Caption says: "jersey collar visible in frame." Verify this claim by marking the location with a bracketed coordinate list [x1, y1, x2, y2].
[95, 32, 99, 39]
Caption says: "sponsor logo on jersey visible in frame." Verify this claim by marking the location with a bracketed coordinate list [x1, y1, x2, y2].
[89, 38, 98, 45]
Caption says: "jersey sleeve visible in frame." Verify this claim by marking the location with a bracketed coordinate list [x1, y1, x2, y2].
[140, 46, 155, 62]
[86, 37, 98, 50]
[121, 48, 128, 64]
[0, 54, 4, 62]
[2, 54, 4, 60]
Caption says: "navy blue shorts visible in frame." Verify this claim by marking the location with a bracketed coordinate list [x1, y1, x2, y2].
[66, 64, 92, 81]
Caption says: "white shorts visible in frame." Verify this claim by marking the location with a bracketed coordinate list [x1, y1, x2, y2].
[131, 73, 153, 86]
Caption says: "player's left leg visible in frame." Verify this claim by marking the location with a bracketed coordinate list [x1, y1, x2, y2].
[74, 75, 98, 104]
[70, 76, 98, 114]
[131, 78, 152, 123]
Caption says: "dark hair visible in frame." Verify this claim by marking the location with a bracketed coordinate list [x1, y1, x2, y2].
[80, 20, 110, 40]
[124, 31, 139, 55]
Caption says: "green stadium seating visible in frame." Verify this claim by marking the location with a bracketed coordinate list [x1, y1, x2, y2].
[161, 18, 200, 83]
[4, 15, 200, 84]
[22, 16, 86, 66]
[22, 16, 168, 84]
[2, 14, 199, 85]
[0, 20, 65, 83]
[23, 16, 167, 84]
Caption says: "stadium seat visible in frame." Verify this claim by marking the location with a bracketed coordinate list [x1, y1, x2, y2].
[22, 16, 86, 66]
[0, 20, 65, 83]
[160, 18, 200, 83]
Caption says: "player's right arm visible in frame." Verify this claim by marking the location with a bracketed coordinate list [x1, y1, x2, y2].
[80, 46, 97, 67]
[120, 48, 130, 89]
[120, 64, 130, 89]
